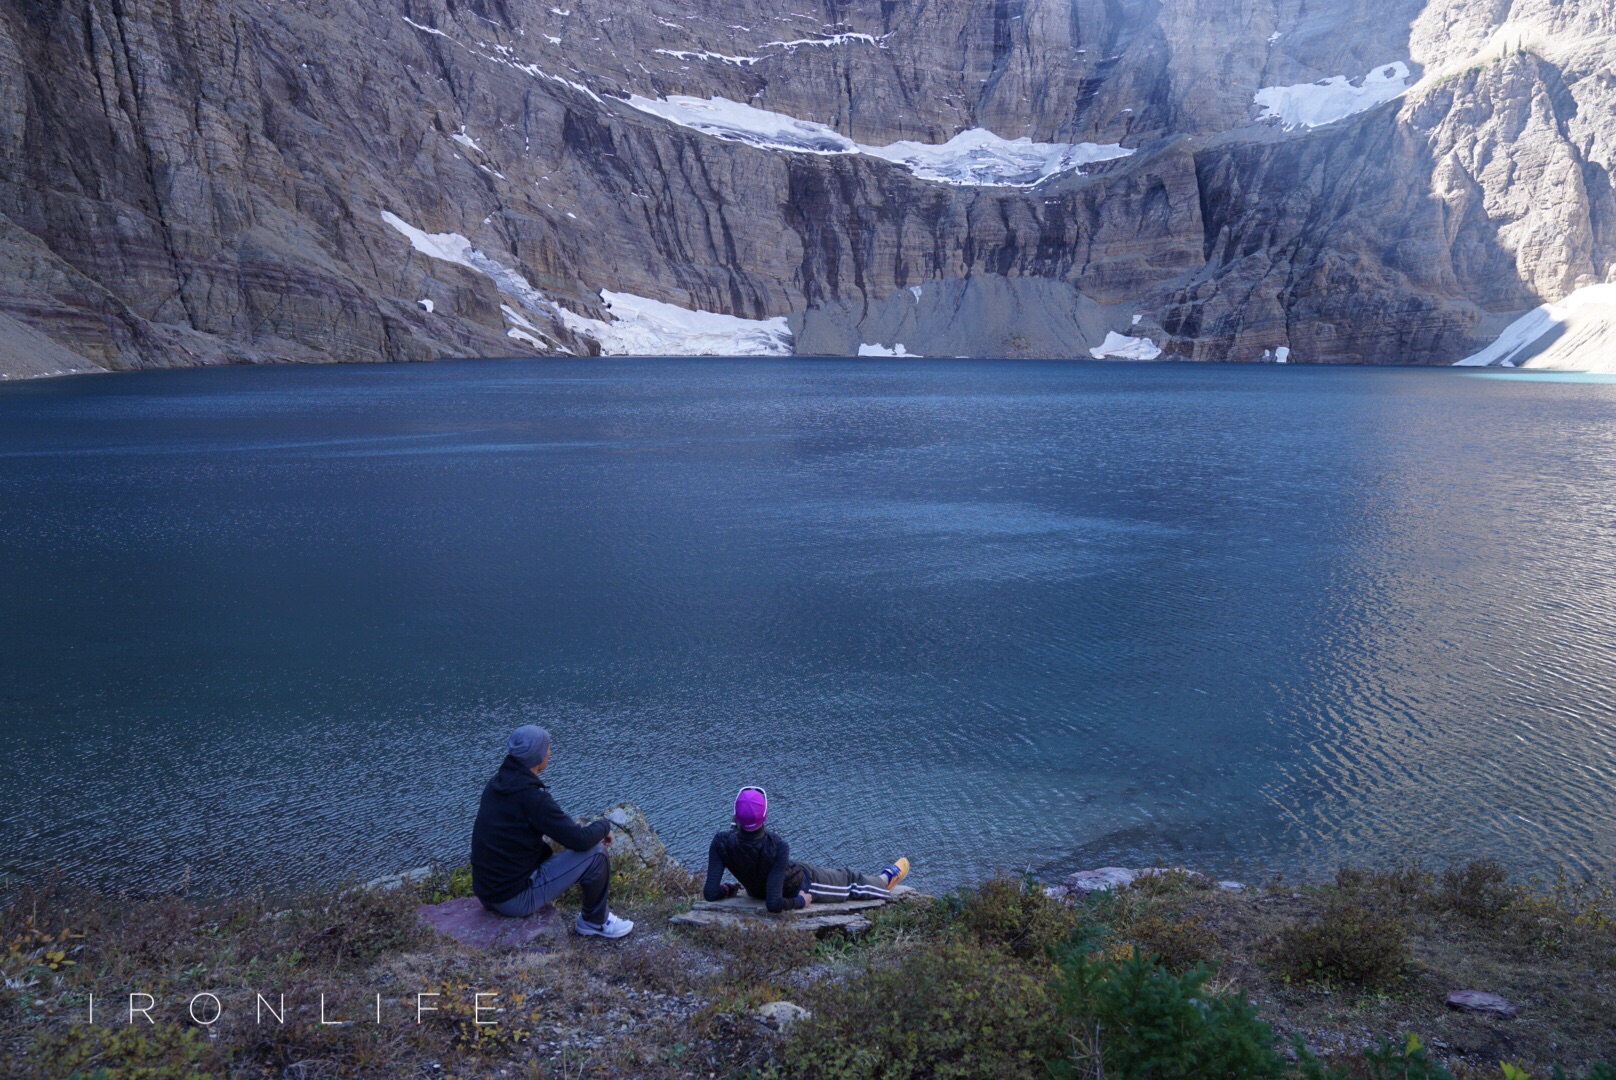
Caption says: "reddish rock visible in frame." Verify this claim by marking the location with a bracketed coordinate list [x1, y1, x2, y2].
[417, 898, 559, 949]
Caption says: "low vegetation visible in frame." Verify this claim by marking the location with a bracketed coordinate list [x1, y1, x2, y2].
[2, 855, 1613, 1078]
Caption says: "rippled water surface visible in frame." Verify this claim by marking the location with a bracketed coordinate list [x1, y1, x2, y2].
[3, 358, 1615, 893]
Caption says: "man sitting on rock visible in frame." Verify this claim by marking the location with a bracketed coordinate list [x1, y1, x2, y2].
[703, 786, 908, 912]
[470, 724, 634, 939]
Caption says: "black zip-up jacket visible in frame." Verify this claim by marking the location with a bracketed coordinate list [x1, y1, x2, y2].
[470, 756, 610, 904]
[704, 826, 806, 912]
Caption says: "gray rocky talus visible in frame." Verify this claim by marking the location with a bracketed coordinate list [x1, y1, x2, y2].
[0, 0, 1611, 376]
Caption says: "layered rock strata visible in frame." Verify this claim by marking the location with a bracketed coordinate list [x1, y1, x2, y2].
[0, 0, 1610, 376]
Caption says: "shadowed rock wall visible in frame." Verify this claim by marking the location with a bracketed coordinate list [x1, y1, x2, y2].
[0, 0, 1610, 374]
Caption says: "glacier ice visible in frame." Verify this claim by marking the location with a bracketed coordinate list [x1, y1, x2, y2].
[621, 94, 1132, 187]
[1253, 62, 1410, 130]
[1454, 284, 1616, 373]
[1089, 331, 1163, 360]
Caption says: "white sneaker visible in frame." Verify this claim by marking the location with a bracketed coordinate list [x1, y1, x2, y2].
[575, 912, 634, 939]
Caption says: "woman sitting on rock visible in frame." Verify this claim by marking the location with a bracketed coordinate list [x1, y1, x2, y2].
[703, 786, 908, 913]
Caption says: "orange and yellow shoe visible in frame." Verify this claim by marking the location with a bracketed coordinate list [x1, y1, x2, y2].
[881, 858, 910, 889]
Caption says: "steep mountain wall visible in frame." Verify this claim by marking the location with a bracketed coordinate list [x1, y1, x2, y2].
[0, 0, 1610, 375]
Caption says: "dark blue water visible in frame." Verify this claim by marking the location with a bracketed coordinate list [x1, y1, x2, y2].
[3, 358, 1615, 895]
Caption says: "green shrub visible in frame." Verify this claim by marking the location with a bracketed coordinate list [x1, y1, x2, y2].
[24, 1024, 217, 1080]
[1493, 869, 1616, 956]
[1439, 859, 1514, 920]
[419, 864, 474, 903]
[781, 940, 1062, 1079]
[1294, 1034, 1453, 1079]
[1051, 948, 1282, 1079]
[1552, 1065, 1616, 1080]
[951, 873, 1080, 961]
[1266, 898, 1407, 988]
[603, 855, 699, 902]
[1124, 911, 1219, 974]
[1335, 862, 1438, 912]
[1126, 868, 1213, 898]
[862, 894, 952, 942]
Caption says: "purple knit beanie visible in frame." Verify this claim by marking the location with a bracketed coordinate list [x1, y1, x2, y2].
[734, 787, 768, 831]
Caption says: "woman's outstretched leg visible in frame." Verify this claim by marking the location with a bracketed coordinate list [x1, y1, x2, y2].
[795, 858, 909, 902]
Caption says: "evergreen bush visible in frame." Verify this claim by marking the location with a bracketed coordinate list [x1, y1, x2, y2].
[1050, 947, 1284, 1079]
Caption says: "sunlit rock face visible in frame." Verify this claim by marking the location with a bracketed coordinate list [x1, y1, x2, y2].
[0, 0, 1611, 373]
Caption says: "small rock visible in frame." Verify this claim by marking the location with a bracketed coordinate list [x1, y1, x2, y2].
[1445, 990, 1518, 1018]
[362, 866, 432, 892]
[755, 1000, 811, 1033]
[1218, 880, 1244, 891]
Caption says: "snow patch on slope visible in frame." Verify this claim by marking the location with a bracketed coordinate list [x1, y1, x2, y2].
[652, 32, 882, 67]
[1090, 332, 1163, 360]
[766, 33, 882, 50]
[381, 211, 791, 356]
[381, 212, 553, 315]
[654, 48, 765, 66]
[1454, 284, 1616, 372]
[865, 129, 1133, 186]
[621, 95, 1133, 186]
[1254, 62, 1410, 130]
[625, 95, 856, 154]
[559, 292, 792, 356]
[857, 342, 920, 357]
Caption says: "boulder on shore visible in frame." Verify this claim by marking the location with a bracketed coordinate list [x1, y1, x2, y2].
[755, 1001, 812, 1033]
[591, 802, 683, 876]
[1049, 866, 1242, 898]
[1445, 990, 1519, 1018]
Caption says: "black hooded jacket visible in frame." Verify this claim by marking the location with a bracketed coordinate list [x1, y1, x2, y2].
[470, 756, 610, 904]
[704, 826, 806, 912]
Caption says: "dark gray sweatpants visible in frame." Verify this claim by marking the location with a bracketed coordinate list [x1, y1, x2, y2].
[484, 842, 610, 924]
[795, 862, 890, 903]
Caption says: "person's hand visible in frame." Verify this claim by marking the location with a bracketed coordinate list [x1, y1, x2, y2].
[799, 893, 813, 908]
[603, 828, 614, 846]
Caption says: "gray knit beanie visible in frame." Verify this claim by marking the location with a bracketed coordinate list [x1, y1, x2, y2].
[507, 724, 551, 769]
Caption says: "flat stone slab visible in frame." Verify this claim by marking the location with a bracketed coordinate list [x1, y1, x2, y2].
[1446, 990, 1519, 1018]
[417, 897, 560, 949]
[669, 886, 914, 934]
[670, 907, 874, 934]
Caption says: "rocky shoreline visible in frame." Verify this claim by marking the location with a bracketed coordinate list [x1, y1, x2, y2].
[3, 805, 1613, 1078]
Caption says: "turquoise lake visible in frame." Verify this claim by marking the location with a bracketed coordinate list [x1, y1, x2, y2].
[2, 358, 1614, 893]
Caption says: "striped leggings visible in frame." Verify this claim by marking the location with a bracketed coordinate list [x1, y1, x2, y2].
[794, 862, 891, 902]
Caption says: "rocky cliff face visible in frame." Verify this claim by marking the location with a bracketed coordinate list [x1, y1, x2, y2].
[0, 0, 1610, 376]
